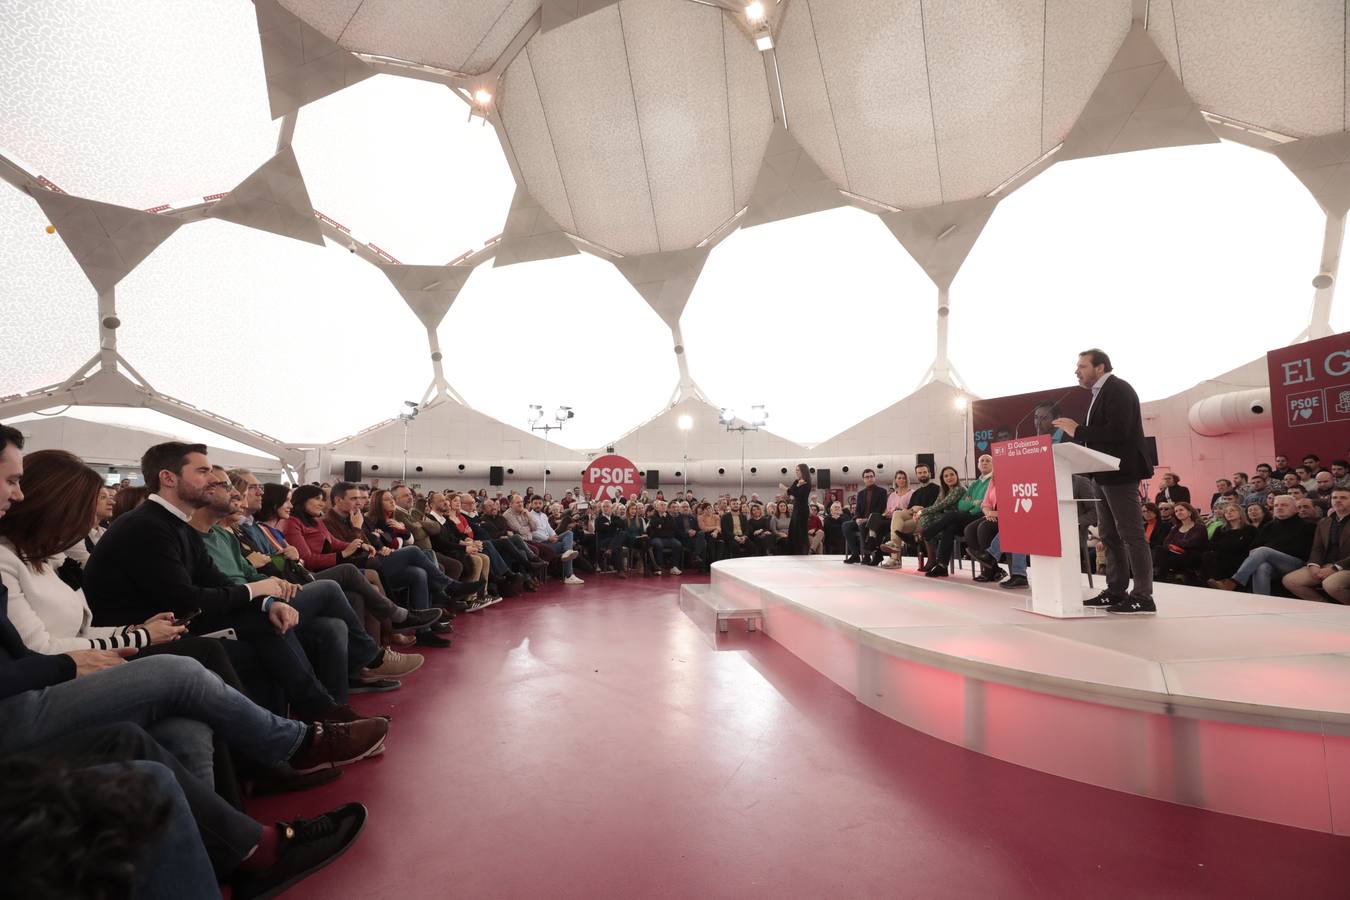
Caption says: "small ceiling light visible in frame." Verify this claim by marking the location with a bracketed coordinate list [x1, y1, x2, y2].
[755, 34, 774, 51]
[677, 414, 693, 431]
[745, 1, 765, 21]
[719, 408, 737, 425]
[473, 89, 493, 106]
[953, 396, 968, 411]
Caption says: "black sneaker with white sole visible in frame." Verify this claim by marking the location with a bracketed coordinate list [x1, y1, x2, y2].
[1106, 597, 1157, 615]
[1082, 590, 1117, 608]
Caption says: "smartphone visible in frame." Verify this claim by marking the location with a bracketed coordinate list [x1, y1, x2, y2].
[171, 608, 203, 627]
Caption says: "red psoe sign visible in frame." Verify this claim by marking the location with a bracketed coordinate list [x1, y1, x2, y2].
[582, 455, 641, 502]
[991, 436, 1062, 557]
[1267, 331, 1350, 465]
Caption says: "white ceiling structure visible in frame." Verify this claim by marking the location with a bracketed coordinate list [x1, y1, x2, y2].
[0, 0, 1347, 460]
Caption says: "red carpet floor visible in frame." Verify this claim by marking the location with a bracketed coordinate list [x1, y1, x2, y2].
[250, 573, 1350, 899]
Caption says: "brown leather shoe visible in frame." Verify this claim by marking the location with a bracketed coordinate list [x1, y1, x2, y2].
[1206, 578, 1238, 591]
[289, 719, 388, 775]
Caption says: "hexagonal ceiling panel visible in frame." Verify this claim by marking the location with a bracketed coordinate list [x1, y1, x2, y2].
[115, 220, 428, 442]
[773, 0, 1133, 208]
[277, 0, 538, 75]
[683, 206, 933, 445]
[950, 141, 1326, 401]
[437, 252, 677, 448]
[0, 0, 277, 207]
[0, 187, 98, 396]
[293, 74, 516, 263]
[498, 0, 773, 255]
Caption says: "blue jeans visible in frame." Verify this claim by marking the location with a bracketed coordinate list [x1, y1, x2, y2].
[292, 579, 381, 703]
[32, 722, 260, 877]
[988, 534, 1027, 576]
[651, 537, 683, 567]
[379, 546, 452, 610]
[0, 655, 306, 772]
[540, 530, 575, 577]
[117, 761, 223, 899]
[1233, 546, 1303, 595]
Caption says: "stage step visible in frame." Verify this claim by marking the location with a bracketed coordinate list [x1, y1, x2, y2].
[679, 584, 761, 636]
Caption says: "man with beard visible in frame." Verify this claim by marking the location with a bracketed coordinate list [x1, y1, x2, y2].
[83, 444, 357, 721]
[198, 468, 418, 698]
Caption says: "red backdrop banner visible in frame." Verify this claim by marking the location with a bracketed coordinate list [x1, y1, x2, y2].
[991, 436, 1062, 557]
[582, 454, 642, 502]
[1266, 330, 1350, 465]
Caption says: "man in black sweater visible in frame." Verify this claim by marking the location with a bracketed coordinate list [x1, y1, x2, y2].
[843, 469, 889, 565]
[1054, 348, 1156, 614]
[1209, 494, 1317, 595]
[84, 442, 345, 721]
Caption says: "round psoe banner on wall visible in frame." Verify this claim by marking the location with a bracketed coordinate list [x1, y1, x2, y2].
[583, 455, 642, 502]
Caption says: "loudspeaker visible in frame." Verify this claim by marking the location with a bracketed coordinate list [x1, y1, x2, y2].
[489, 465, 505, 487]
[342, 460, 362, 482]
[816, 468, 831, 489]
[645, 469, 660, 489]
[916, 452, 936, 473]
[1144, 436, 1158, 468]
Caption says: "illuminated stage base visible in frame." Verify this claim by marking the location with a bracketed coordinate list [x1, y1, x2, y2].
[681, 557, 1350, 835]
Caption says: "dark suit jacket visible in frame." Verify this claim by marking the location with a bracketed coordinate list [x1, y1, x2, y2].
[0, 582, 77, 701]
[1155, 485, 1191, 504]
[1072, 374, 1154, 484]
[1310, 513, 1350, 568]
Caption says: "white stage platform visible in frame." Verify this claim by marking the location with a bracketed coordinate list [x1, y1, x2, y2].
[680, 557, 1350, 835]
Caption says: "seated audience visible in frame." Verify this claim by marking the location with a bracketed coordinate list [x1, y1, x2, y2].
[1210, 479, 1233, 512]
[1246, 501, 1268, 533]
[1209, 495, 1316, 595]
[1142, 503, 1168, 551]
[1152, 501, 1207, 585]
[1154, 472, 1190, 504]
[916, 465, 971, 578]
[1297, 496, 1323, 521]
[719, 499, 753, 559]
[1282, 486, 1350, 603]
[965, 479, 1003, 582]
[769, 501, 792, 554]
[647, 500, 684, 574]
[1202, 503, 1256, 583]
[745, 502, 776, 557]
[807, 503, 825, 555]
[1312, 470, 1337, 514]
[842, 469, 889, 565]
[525, 495, 583, 584]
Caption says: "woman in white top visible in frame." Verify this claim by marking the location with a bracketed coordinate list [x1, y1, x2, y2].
[0, 450, 182, 653]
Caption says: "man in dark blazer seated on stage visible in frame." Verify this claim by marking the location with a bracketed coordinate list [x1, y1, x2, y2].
[1053, 348, 1157, 614]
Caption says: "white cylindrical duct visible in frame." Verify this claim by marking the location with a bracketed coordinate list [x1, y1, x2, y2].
[327, 454, 928, 487]
[1187, 388, 1271, 437]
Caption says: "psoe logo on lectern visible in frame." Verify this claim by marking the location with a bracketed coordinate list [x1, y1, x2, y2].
[1009, 481, 1038, 513]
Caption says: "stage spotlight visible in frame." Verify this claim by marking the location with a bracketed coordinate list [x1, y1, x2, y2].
[719, 408, 736, 425]
[677, 414, 693, 431]
[745, 1, 765, 21]
[953, 396, 968, 411]
[474, 89, 493, 105]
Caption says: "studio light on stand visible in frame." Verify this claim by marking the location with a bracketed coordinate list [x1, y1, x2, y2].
[529, 404, 574, 495]
[720, 405, 769, 495]
[397, 401, 420, 482]
[677, 414, 694, 491]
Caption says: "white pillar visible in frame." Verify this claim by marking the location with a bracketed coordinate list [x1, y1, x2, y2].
[1307, 212, 1345, 340]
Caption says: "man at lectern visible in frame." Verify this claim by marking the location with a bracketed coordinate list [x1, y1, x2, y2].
[1052, 348, 1156, 615]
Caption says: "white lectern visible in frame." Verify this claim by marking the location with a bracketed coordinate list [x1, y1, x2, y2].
[1023, 443, 1120, 618]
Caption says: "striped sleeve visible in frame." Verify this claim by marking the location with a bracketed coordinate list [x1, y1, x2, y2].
[86, 626, 149, 651]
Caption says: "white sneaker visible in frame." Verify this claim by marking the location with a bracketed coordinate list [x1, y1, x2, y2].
[564, 574, 584, 585]
[560, 549, 579, 561]
[879, 557, 899, 568]
[669, 566, 682, 575]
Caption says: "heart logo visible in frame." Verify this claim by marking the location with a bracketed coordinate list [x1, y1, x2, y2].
[976, 440, 989, 450]
[1298, 407, 1312, 420]
[1019, 498, 1034, 513]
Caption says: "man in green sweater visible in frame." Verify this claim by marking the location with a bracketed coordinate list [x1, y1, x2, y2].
[194, 468, 417, 700]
